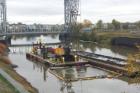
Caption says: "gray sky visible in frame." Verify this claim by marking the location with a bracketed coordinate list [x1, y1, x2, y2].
[7, 0, 140, 24]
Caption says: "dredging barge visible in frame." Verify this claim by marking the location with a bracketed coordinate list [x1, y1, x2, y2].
[26, 51, 129, 76]
[25, 36, 140, 77]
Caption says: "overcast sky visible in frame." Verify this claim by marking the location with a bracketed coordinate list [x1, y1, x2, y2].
[6, 0, 140, 24]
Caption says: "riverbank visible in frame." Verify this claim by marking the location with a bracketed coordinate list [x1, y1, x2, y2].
[0, 60, 38, 93]
[78, 31, 140, 47]
[0, 74, 19, 93]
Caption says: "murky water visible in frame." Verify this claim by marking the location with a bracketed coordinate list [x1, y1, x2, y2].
[9, 35, 140, 93]
[11, 34, 60, 44]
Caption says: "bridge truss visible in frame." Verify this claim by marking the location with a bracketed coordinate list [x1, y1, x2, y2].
[0, 0, 7, 34]
[64, 0, 80, 32]
[0, 0, 80, 37]
[60, 0, 80, 44]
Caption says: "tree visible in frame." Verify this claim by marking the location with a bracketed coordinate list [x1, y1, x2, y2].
[107, 23, 114, 30]
[136, 21, 140, 30]
[122, 23, 129, 30]
[112, 19, 121, 30]
[96, 20, 103, 30]
[82, 19, 92, 28]
[0, 43, 7, 55]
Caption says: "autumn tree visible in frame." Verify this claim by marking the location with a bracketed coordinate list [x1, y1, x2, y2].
[82, 19, 93, 28]
[0, 43, 7, 55]
[0, 43, 12, 65]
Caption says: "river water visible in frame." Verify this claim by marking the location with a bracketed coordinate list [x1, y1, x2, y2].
[9, 34, 140, 93]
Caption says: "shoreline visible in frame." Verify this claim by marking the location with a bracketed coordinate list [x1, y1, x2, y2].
[0, 60, 38, 93]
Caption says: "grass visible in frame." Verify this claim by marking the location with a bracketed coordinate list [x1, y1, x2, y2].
[76, 31, 140, 44]
[92, 31, 140, 44]
[0, 74, 20, 93]
[0, 61, 38, 93]
[96, 31, 140, 38]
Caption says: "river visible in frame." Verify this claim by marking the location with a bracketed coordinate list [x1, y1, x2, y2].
[9, 34, 140, 93]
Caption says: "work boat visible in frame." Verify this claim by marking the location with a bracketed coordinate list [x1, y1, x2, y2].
[27, 35, 127, 66]
[26, 46, 88, 67]
[26, 37, 131, 76]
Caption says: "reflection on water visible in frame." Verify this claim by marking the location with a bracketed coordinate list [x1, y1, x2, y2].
[50, 66, 110, 93]
[9, 54, 140, 93]
[9, 35, 140, 93]
[9, 46, 32, 54]
[72, 41, 137, 59]
[50, 66, 109, 80]
[11, 35, 137, 59]
[11, 34, 60, 45]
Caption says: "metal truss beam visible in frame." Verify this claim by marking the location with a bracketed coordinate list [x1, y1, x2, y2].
[0, 0, 7, 33]
[64, 0, 80, 32]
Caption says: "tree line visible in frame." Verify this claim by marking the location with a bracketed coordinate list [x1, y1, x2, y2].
[71, 19, 140, 43]
[74, 19, 140, 31]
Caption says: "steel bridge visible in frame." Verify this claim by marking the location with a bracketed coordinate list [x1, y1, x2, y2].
[0, 0, 79, 36]
[0, 27, 63, 36]
[0, 31, 61, 36]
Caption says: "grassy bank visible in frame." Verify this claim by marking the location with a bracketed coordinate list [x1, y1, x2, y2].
[96, 31, 132, 37]
[0, 74, 20, 93]
[96, 31, 140, 44]
[0, 61, 38, 93]
[79, 31, 140, 44]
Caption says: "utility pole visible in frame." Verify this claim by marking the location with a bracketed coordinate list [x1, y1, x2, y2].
[0, 0, 7, 34]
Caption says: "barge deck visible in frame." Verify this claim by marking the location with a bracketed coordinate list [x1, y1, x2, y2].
[26, 52, 129, 76]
